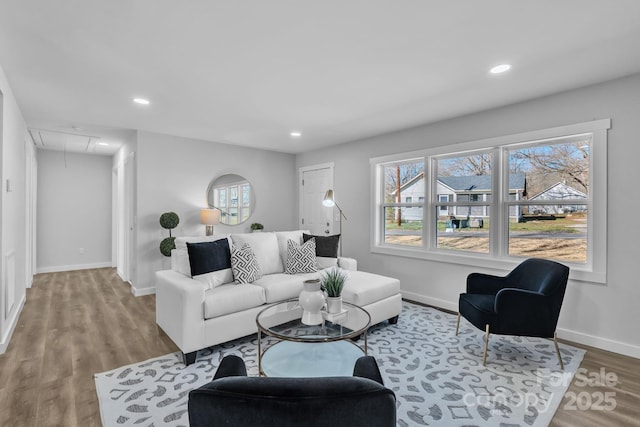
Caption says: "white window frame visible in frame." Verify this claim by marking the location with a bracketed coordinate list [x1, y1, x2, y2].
[370, 119, 610, 284]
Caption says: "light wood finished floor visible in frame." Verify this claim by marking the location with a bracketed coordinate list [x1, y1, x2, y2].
[0, 268, 638, 426]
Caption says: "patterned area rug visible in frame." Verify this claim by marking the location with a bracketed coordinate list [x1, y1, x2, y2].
[95, 302, 584, 426]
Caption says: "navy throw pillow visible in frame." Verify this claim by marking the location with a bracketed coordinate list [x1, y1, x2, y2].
[303, 233, 340, 258]
[187, 239, 232, 276]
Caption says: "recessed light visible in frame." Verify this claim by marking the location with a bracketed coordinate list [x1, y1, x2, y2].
[290, 131, 302, 138]
[133, 98, 150, 105]
[490, 64, 511, 74]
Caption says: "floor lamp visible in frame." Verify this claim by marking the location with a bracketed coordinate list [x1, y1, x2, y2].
[322, 189, 347, 256]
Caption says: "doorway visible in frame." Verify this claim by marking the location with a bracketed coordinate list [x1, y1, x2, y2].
[299, 163, 334, 235]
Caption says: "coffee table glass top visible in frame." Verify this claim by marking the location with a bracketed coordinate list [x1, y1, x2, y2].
[256, 299, 371, 341]
[256, 299, 371, 377]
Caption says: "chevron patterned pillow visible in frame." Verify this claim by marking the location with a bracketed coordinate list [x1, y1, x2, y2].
[284, 238, 318, 274]
[231, 243, 262, 284]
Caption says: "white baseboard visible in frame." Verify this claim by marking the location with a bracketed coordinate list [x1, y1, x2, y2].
[0, 294, 25, 355]
[36, 261, 113, 274]
[401, 290, 640, 360]
[402, 290, 458, 312]
[558, 327, 640, 359]
[131, 286, 156, 297]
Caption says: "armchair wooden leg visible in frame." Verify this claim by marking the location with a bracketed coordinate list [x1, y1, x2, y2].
[482, 325, 490, 366]
[455, 313, 461, 336]
[553, 332, 564, 370]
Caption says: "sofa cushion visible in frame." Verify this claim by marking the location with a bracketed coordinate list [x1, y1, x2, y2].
[187, 240, 234, 289]
[303, 233, 340, 268]
[341, 271, 400, 307]
[204, 283, 266, 319]
[284, 239, 318, 274]
[253, 273, 320, 303]
[231, 232, 283, 275]
[175, 234, 229, 250]
[172, 248, 192, 276]
[231, 243, 262, 284]
[275, 230, 308, 267]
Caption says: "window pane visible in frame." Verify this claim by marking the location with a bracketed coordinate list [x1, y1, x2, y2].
[383, 160, 425, 205]
[230, 186, 239, 207]
[509, 135, 590, 202]
[436, 206, 490, 254]
[508, 206, 587, 263]
[242, 184, 251, 207]
[227, 208, 238, 225]
[436, 153, 493, 202]
[384, 207, 422, 246]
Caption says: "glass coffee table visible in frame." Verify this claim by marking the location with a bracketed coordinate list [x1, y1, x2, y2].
[256, 299, 371, 377]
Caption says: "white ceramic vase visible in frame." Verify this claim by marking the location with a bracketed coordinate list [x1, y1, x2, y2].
[300, 280, 325, 325]
[326, 296, 343, 314]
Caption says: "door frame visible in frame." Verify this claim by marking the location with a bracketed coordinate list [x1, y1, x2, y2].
[298, 162, 334, 230]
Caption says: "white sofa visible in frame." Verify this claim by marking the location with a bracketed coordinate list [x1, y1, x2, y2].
[156, 230, 402, 365]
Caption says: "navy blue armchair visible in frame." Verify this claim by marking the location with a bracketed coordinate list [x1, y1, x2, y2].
[188, 355, 396, 427]
[456, 258, 569, 368]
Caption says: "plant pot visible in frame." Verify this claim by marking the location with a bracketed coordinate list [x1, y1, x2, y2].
[326, 296, 343, 314]
[299, 280, 325, 325]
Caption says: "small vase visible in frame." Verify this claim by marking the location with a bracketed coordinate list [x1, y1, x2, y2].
[299, 280, 325, 325]
[326, 296, 343, 314]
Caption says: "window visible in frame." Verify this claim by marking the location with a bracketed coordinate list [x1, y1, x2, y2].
[213, 181, 253, 225]
[381, 159, 425, 247]
[371, 119, 609, 282]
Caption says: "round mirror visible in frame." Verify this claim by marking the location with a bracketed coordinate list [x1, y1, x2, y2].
[207, 174, 255, 225]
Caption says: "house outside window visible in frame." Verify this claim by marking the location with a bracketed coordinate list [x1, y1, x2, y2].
[381, 159, 425, 247]
[370, 119, 609, 283]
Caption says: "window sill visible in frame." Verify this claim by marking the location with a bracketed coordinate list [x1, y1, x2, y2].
[370, 244, 605, 284]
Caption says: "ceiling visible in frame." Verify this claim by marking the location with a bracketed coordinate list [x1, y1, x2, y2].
[1, 1, 640, 155]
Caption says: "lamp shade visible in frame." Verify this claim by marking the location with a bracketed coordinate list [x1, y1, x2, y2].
[200, 208, 221, 225]
[322, 189, 335, 207]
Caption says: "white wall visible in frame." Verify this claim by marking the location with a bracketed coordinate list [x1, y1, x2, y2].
[36, 150, 112, 272]
[296, 73, 640, 358]
[0, 64, 29, 354]
[134, 131, 297, 294]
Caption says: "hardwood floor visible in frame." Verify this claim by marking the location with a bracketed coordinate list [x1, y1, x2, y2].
[0, 268, 638, 426]
[0, 268, 177, 427]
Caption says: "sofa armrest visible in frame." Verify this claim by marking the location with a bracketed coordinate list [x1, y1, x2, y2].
[338, 257, 357, 271]
[156, 270, 207, 353]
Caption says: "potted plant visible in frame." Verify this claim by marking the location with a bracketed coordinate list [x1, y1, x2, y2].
[159, 212, 180, 257]
[250, 222, 264, 232]
[320, 268, 348, 313]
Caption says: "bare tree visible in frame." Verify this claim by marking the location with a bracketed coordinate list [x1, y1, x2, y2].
[512, 142, 589, 196]
[438, 154, 492, 177]
[384, 161, 424, 224]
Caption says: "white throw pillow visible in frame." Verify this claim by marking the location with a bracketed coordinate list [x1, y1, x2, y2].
[231, 232, 283, 275]
[284, 238, 318, 274]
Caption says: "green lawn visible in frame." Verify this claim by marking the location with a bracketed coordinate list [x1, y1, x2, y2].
[386, 214, 586, 234]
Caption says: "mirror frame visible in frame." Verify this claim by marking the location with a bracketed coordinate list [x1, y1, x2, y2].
[206, 174, 255, 225]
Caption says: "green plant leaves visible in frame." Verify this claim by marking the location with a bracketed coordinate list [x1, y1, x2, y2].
[160, 237, 176, 257]
[159, 212, 180, 230]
